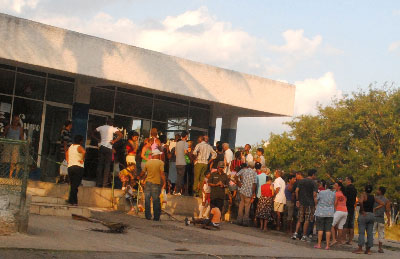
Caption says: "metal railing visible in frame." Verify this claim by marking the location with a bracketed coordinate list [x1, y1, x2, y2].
[0, 138, 30, 233]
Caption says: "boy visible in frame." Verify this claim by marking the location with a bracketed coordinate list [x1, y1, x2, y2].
[119, 162, 136, 190]
[199, 171, 211, 218]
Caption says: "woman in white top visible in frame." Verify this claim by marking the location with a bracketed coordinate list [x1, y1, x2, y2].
[66, 135, 85, 205]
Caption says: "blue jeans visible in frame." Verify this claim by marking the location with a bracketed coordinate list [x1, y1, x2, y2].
[144, 182, 161, 220]
[358, 212, 374, 248]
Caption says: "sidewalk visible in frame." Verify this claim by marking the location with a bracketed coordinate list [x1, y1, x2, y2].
[0, 212, 399, 258]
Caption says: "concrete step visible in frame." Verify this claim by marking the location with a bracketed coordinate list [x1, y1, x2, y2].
[30, 195, 67, 205]
[27, 187, 48, 196]
[30, 203, 91, 218]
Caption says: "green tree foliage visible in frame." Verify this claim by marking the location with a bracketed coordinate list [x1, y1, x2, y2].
[263, 86, 400, 200]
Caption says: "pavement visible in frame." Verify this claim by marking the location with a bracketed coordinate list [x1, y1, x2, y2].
[0, 211, 399, 258]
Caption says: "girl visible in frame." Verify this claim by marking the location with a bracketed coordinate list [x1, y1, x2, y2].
[66, 135, 85, 206]
[140, 138, 152, 172]
[331, 182, 348, 246]
[256, 176, 274, 231]
[126, 131, 139, 165]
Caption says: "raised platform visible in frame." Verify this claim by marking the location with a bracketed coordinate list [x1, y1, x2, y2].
[27, 181, 202, 217]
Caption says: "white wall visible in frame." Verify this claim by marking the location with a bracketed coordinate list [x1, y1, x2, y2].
[0, 13, 295, 117]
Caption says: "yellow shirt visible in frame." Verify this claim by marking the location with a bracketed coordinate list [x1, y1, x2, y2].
[144, 159, 164, 185]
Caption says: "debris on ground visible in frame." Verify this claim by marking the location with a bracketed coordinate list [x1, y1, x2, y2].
[72, 214, 128, 234]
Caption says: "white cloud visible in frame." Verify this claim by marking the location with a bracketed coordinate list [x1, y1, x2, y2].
[294, 72, 341, 115]
[389, 41, 400, 52]
[0, 0, 39, 13]
[269, 29, 322, 56]
[393, 9, 400, 16]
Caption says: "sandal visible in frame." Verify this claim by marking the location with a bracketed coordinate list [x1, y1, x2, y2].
[352, 250, 364, 254]
[314, 245, 321, 249]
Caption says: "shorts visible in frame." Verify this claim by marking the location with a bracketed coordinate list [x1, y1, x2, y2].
[343, 211, 355, 229]
[126, 155, 136, 164]
[285, 201, 295, 220]
[298, 205, 315, 223]
[316, 216, 333, 232]
[274, 202, 285, 213]
[332, 211, 348, 229]
[373, 222, 385, 242]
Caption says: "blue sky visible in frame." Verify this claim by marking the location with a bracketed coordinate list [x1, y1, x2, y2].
[1, 0, 399, 146]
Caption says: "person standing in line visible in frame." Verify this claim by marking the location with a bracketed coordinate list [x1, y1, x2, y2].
[255, 148, 265, 167]
[235, 163, 257, 226]
[331, 182, 348, 246]
[94, 118, 122, 187]
[343, 176, 357, 245]
[2, 115, 24, 178]
[292, 169, 318, 241]
[314, 182, 335, 250]
[126, 131, 139, 165]
[273, 170, 286, 231]
[141, 138, 152, 173]
[149, 128, 161, 151]
[58, 120, 72, 183]
[256, 175, 274, 231]
[223, 143, 233, 175]
[373, 186, 391, 253]
[242, 144, 253, 164]
[285, 175, 296, 234]
[168, 134, 180, 194]
[208, 161, 229, 213]
[65, 135, 85, 206]
[193, 136, 217, 197]
[353, 185, 385, 255]
[175, 131, 188, 195]
[139, 149, 166, 221]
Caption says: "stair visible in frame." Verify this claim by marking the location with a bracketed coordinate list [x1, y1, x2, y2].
[30, 195, 67, 205]
[30, 203, 92, 218]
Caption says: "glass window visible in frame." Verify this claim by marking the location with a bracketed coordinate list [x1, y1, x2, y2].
[114, 92, 153, 119]
[15, 73, 46, 100]
[153, 100, 188, 123]
[46, 79, 74, 104]
[0, 69, 15, 95]
[12, 97, 43, 160]
[189, 106, 210, 129]
[0, 95, 12, 134]
[189, 129, 208, 143]
[90, 87, 114, 112]
[114, 115, 133, 140]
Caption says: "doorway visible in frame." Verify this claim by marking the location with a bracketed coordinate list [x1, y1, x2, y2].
[40, 104, 71, 181]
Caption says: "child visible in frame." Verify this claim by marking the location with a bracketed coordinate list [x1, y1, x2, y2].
[187, 200, 221, 229]
[256, 176, 274, 231]
[119, 162, 136, 190]
[199, 171, 211, 218]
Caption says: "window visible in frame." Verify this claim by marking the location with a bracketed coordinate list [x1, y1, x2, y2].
[0, 69, 15, 95]
[90, 87, 115, 112]
[13, 97, 43, 160]
[46, 79, 74, 104]
[153, 100, 188, 123]
[0, 95, 12, 134]
[15, 73, 46, 100]
[189, 106, 210, 129]
[114, 92, 153, 119]
[86, 114, 107, 146]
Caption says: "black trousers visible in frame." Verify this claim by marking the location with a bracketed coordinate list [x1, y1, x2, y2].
[211, 198, 224, 213]
[96, 146, 112, 187]
[68, 166, 84, 204]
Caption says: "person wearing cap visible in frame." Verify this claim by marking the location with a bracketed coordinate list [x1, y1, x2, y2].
[208, 161, 229, 213]
[139, 149, 166, 221]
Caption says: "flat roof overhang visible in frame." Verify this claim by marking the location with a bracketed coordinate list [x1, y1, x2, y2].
[0, 13, 295, 118]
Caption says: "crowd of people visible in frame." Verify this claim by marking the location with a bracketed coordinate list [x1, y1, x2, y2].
[56, 119, 395, 255]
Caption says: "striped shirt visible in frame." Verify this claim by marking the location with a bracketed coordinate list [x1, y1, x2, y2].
[193, 141, 217, 164]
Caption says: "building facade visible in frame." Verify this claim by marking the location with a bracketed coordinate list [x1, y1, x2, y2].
[0, 13, 295, 180]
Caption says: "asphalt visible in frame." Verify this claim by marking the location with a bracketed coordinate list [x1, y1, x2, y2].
[0, 211, 399, 258]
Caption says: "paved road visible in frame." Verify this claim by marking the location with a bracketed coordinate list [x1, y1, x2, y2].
[0, 211, 399, 258]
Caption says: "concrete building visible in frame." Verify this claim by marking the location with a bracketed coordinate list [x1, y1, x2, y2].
[0, 13, 295, 180]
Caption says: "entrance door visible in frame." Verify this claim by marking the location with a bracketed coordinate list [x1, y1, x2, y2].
[40, 105, 70, 181]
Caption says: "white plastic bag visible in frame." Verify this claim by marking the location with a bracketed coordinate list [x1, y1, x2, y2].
[59, 159, 68, 176]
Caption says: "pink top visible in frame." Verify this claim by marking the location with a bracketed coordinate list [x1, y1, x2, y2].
[335, 191, 347, 212]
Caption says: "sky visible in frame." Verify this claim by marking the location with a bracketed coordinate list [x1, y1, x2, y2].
[1, 0, 399, 146]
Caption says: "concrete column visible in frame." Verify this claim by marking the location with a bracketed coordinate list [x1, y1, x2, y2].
[71, 80, 90, 145]
[220, 115, 238, 148]
[208, 104, 217, 146]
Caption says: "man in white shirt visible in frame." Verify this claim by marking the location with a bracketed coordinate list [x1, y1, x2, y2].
[243, 144, 253, 164]
[94, 118, 122, 187]
[193, 136, 217, 197]
[223, 143, 233, 175]
[273, 169, 286, 231]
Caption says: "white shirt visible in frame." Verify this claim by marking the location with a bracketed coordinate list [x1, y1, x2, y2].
[246, 153, 253, 164]
[67, 144, 84, 168]
[96, 125, 118, 149]
[273, 176, 286, 204]
[224, 149, 233, 174]
[259, 156, 265, 166]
